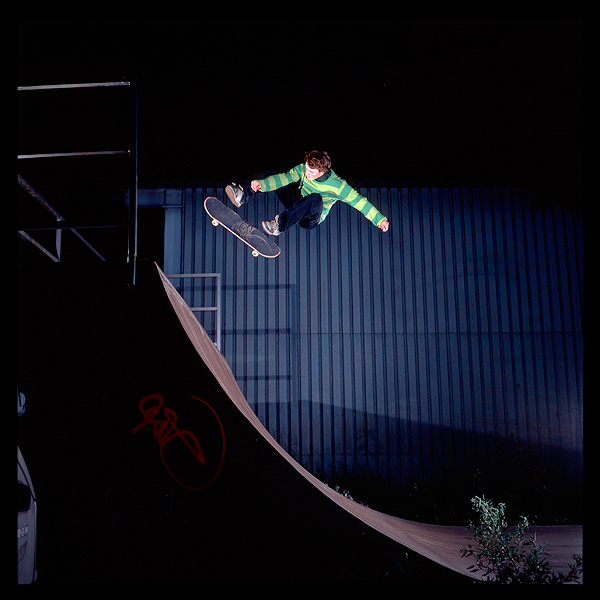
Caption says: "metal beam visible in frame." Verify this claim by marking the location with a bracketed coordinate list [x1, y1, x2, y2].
[17, 231, 59, 262]
[69, 229, 106, 261]
[128, 77, 138, 286]
[18, 82, 130, 91]
[18, 151, 129, 159]
[17, 174, 65, 221]
[17, 227, 107, 262]
[18, 224, 125, 232]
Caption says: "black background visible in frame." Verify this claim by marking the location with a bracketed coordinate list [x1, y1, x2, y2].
[18, 18, 583, 191]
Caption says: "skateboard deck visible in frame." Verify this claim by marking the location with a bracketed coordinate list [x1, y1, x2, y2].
[204, 196, 281, 258]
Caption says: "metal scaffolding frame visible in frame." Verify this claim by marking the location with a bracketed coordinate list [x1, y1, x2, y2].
[17, 80, 138, 284]
[17, 174, 108, 262]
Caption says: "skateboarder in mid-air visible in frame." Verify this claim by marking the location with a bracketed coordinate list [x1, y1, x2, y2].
[225, 150, 390, 236]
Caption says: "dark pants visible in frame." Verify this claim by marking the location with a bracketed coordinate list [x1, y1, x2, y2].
[240, 171, 323, 232]
[277, 192, 322, 231]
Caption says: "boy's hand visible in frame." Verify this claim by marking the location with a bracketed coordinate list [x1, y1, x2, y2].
[379, 219, 390, 232]
[250, 180, 262, 192]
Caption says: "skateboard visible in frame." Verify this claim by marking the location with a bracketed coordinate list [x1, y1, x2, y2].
[204, 197, 281, 258]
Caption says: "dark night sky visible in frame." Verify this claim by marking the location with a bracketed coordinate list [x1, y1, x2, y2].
[18, 18, 583, 192]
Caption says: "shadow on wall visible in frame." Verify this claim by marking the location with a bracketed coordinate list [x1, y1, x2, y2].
[252, 399, 583, 526]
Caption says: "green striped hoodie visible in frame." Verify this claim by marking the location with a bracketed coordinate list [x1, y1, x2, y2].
[257, 164, 387, 227]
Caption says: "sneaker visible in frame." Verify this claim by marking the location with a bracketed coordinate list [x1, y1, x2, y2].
[262, 215, 281, 236]
[225, 182, 245, 207]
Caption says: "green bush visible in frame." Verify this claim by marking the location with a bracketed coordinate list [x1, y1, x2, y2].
[461, 496, 582, 584]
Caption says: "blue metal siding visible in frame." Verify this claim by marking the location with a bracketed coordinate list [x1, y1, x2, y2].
[142, 184, 583, 491]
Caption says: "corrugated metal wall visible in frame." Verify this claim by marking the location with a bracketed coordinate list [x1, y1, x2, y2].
[140, 185, 583, 491]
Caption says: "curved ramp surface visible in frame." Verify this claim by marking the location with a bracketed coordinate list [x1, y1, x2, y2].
[156, 264, 582, 581]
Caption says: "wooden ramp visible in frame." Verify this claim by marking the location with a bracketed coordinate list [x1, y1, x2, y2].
[155, 263, 583, 582]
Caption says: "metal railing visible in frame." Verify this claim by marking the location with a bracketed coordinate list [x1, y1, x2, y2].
[165, 273, 222, 350]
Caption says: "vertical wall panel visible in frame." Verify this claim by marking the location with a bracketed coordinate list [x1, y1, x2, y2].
[143, 183, 583, 495]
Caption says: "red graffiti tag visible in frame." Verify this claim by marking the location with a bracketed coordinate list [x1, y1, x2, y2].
[131, 394, 225, 490]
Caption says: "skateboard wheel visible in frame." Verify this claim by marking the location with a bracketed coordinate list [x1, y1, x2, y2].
[252, 250, 259, 257]
[212, 219, 218, 227]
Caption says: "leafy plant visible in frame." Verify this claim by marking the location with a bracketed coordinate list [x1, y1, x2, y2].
[461, 496, 582, 584]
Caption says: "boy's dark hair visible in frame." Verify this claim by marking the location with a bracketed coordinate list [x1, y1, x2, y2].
[304, 150, 331, 172]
